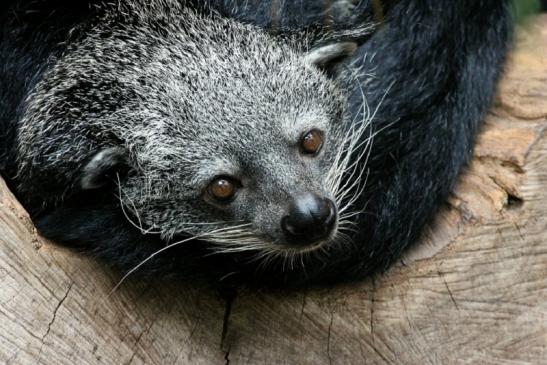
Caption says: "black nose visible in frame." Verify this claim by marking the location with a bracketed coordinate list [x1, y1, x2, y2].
[281, 193, 337, 246]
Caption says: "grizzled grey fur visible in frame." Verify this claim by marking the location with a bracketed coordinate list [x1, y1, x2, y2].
[14, 1, 366, 260]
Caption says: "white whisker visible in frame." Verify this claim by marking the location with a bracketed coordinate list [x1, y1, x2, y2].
[107, 222, 253, 296]
[327, 80, 394, 245]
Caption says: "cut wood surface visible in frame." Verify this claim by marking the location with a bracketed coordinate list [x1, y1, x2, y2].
[1, 16, 546, 365]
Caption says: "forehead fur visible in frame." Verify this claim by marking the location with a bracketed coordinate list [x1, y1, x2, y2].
[59, 5, 344, 172]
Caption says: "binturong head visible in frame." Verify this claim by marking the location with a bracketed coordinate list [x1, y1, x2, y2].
[18, 3, 371, 271]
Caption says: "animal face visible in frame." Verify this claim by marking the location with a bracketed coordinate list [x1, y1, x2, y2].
[19, 5, 369, 261]
[119, 95, 346, 251]
[109, 31, 356, 256]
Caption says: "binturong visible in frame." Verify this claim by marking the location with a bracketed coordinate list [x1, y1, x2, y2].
[1, 0, 372, 285]
[0, 0, 513, 287]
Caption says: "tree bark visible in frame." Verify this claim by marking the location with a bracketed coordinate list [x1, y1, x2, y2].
[1, 16, 546, 365]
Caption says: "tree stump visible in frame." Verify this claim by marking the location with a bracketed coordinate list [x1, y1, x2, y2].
[1, 16, 546, 365]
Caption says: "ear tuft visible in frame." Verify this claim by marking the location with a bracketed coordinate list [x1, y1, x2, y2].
[304, 42, 358, 69]
[80, 147, 127, 190]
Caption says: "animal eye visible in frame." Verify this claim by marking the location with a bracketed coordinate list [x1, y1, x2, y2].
[208, 177, 239, 202]
[300, 129, 324, 155]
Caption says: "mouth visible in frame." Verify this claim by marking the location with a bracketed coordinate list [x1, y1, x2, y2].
[197, 214, 340, 256]
[275, 221, 339, 254]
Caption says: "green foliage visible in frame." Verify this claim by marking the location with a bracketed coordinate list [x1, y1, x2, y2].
[513, 0, 541, 23]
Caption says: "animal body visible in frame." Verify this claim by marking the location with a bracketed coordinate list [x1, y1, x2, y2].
[0, 0, 512, 286]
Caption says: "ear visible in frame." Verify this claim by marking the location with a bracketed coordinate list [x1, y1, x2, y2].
[304, 42, 358, 70]
[80, 147, 128, 190]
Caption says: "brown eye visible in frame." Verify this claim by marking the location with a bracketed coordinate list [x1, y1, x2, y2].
[301, 129, 324, 155]
[208, 177, 238, 202]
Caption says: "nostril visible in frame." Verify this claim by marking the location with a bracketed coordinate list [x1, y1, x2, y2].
[281, 215, 299, 236]
[323, 199, 337, 227]
[311, 198, 332, 223]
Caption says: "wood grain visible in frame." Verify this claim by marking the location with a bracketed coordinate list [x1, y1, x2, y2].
[1, 15, 546, 365]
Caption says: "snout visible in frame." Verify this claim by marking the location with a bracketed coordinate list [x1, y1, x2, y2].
[281, 192, 337, 246]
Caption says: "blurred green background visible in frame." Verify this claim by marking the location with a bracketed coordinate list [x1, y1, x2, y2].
[513, 0, 543, 23]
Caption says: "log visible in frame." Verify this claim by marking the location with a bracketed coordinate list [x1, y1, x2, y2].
[1, 16, 546, 365]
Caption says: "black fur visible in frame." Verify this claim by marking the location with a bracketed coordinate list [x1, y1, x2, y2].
[0, 0, 513, 287]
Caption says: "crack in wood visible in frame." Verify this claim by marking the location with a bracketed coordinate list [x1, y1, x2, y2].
[220, 287, 237, 354]
[439, 270, 460, 311]
[299, 292, 307, 321]
[42, 282, 73, 342]
[224, 346, 231, 365]
[125, 307, 162, 365]
[370, 277, 375, 342]
[125, 346, 140, 365]
[36, 282, 73, 362]
[326, 311, 334, 365]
